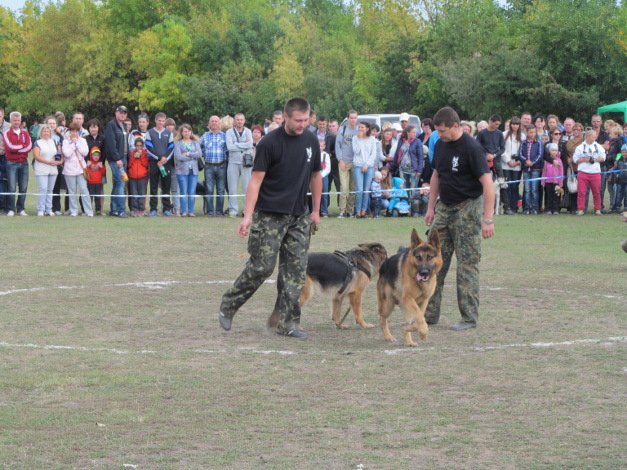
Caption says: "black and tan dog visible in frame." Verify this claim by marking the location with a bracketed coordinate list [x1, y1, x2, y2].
[287, 243, 388, 329]
[377, 228, 442, 346]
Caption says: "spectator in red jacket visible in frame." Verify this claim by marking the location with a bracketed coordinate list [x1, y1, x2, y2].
[3, 111, 32, 216]
[87, 147, 107, 215]
[127, 138, 149, 216]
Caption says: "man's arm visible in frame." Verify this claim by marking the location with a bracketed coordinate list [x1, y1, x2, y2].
[237, 170, 265, 238]
[479, 172, 495, 239]
[309, 171, 322, 224]
[424, 169, 440, 227]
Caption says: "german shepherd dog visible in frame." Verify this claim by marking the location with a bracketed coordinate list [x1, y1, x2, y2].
[273, 243, 387, 330]
[377, 228, 442, 346]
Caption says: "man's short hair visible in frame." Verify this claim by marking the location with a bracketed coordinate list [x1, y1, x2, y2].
[10, 111, 21, 120]
[585, 129, 596, 138]
[273, 110, 283, 116]
[489, 114, 502, 122]
[72, 112, 83, 120]
[317, 115, 327, 122]
[284, 98, 311, 118]
[433, 107, 460, 127]
[347, 109, 358, 118]
[526, 124, 536, 131]
[155, 112, 166, 120]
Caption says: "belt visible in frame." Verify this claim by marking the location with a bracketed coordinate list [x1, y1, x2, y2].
[206, 161, 225, 166]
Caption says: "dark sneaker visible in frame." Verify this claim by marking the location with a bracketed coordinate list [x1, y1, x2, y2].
[118, 212, 129, 218]
[276, 329, 309, 339]
[218, 312, 232, 331]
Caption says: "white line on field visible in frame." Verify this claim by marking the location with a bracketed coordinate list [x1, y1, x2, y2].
[0, 279, 276, 297]
[0, 336, 624, 357]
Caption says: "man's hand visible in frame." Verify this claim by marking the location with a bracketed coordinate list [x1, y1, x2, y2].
[237, 216, 252, 238]
[482, 221, 495, 239]
[425, 208, 435, 226]
[116, 160, 124, 168]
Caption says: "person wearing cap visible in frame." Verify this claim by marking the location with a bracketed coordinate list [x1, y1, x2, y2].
[104, 105, 130, 218]
[86, 146, 107, 215]
[390, 122, 403, 143]
[399, 112, 410, 131]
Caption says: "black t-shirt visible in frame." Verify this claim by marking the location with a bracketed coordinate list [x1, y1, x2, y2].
[433, 132, 489, 205]
[253, 127, 321, 216]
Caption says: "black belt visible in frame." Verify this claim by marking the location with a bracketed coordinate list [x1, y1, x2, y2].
[206, 161, 225, 166]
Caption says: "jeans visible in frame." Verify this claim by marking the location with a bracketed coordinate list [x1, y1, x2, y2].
[321, 175, 329, 214]
[353, 165, 375, 213]
[171, 172, 180, 212]
[36, 174, 57, 214]
[400, 171, 418, 197]
[65, 174, 93, 216]
[503, 169, 521, 212]
[6, 161, 29, 212]
[109, 161, 126, 215]
[204, 163, 227, 215]
[600, 171, 614, 211]
[523, 170, 541, 212]
[0, 156, 8, 211]
[128, 178, 147, 212]
[177, 171, 199, 215]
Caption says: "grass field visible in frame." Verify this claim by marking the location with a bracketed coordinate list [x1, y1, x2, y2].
[1, 197, 626, 469]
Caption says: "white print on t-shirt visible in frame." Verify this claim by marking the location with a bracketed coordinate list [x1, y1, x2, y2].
[306, 147, 312, 162]
[452, 156, 459, 172]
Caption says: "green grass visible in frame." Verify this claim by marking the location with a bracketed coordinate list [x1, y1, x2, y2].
[1, 200, 626, 469]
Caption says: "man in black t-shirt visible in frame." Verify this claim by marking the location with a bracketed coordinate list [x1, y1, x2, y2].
[425, 107, 495, 331]
[218, 98, 322, 339]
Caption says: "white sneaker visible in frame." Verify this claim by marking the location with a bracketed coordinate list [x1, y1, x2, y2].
[7, 210, 15, 216]
[47, 212, 55, 217]
[37, 212, 44, 217]
[18, 210, 28, 216]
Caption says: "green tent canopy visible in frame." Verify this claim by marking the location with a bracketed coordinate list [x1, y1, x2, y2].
[597, 100, 627, 122]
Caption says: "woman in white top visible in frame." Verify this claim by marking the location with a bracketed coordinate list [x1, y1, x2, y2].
[33, 125, 62, 216]
[352, 121, 378, 218]
[62, 122, 93, 216]
[502, 116, 523, 214]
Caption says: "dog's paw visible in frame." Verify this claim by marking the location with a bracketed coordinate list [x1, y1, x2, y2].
[360, 322, 375, 329]
[405, 340, 418, 347]
[335, 323, 349, 330]
[384, 335, 397, 343]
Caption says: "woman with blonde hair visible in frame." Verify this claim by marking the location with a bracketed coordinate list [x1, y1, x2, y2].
[32, 125, 62, 216]
[173, 124, 203, 216]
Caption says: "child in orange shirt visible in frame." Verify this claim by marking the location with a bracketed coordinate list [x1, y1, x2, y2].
[128, 138, 149, 216]
[87, 147, 107, 215]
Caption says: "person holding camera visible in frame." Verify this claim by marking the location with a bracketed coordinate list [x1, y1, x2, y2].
[573, 129, 606, 216]
[226, 113, 254, 217]
[32, 125, 62, 216]
[502, 117, 522, 214]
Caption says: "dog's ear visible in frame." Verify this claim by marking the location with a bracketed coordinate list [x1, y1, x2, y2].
[427, 228, 441, 250]
[411, 228, 422, 248]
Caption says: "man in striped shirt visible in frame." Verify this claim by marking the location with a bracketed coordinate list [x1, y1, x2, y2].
[200, 115, 228, 216]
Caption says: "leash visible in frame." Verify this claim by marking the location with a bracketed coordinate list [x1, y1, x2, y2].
[332, 250, 373, 329]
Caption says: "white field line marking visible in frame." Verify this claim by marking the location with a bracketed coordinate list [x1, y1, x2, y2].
[1, 337, 624, 357]
[0, 279, 276, 297]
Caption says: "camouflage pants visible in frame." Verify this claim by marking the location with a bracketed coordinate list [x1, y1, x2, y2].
[426, 197, 482, 325]
[220, 210, 311, 333]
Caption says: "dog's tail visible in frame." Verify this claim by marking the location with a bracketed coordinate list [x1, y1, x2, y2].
[266, 309, 280, 332]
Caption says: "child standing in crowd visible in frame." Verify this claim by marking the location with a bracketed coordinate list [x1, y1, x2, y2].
[518, 125, 544, 215]
[613, 145, 627, 212]
[370, 170, 383, 218]
[128, 138, 149, 217]
[411, 182, 431, 217]
[87, 147, 107, 216]
[319, 139, 331, 217]
[541, 143, 564, 215]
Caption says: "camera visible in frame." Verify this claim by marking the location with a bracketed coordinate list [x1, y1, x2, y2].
[54, 153, 62, 161]
[512, 156, 519, 162]
[588, 156, 595, 164]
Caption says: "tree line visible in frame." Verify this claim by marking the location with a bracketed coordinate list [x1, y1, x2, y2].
[0, 0, 625, 128]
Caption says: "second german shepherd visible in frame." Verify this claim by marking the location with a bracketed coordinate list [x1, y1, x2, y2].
[377, 228, 442, 346]
[291, 243, 388, 329]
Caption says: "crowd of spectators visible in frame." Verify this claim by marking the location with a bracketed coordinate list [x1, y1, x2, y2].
[1, 106, 626, 218]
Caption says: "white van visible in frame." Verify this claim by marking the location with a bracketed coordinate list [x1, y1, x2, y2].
[340, 113, 421, 131]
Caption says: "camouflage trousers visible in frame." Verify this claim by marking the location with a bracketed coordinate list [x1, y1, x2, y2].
[220, 210, 311, 333]
[426, 197, 482, 325]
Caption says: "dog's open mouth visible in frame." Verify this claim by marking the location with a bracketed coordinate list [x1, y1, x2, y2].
[416, 273, 430, 282]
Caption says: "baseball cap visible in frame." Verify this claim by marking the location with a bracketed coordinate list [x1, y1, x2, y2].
[116, 105, 128, 113]
[399, 112, 410, 122]
[392, 123, 402, 131]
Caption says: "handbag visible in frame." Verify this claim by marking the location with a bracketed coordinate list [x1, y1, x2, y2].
[566, 166, 578, 194]
[234, 128, 254, 167]
[73, 145, 90, 181]
[197, 156, 205, 171]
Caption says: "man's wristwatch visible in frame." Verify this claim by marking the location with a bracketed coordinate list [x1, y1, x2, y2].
[483, 219, 494, 225]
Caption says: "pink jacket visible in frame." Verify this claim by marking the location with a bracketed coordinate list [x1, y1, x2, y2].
[62, 137, 89, 176]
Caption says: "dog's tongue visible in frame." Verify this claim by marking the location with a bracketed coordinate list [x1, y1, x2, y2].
[416, 273, 429, 282]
